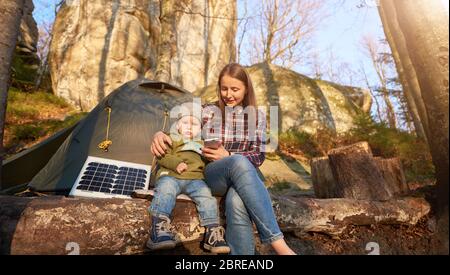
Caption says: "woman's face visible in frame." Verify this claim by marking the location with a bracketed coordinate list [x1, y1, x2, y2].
[220, 74, 246, 107]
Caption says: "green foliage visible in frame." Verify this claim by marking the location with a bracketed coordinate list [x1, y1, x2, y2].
[7, 88, 69, 109]
[4, 87, 86, 157]
[344, 113, 435, 182]
[279, 129, 322, 158]
[11, 53, 38, 84]
[278, 113, 435, 183]
[12, 124, 45, 141]
[7, 104, 40, 121]
[8, 113, 87, 143]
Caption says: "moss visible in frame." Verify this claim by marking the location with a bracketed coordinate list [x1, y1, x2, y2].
[11, 52, 38, 84]
[4, 87, 85, 156]
[11, 124, 46, 141]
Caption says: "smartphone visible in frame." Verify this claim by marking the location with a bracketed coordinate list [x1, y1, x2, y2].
[204, 138, 221, 149]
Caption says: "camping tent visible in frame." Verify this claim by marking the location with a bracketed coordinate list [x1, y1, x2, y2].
[1, 79, 194, 194]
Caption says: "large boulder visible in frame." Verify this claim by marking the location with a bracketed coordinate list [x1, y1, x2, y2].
[49, 0, 236, 111]
[12, 0, 40, 84]
[17, 0, 39, 55]
[194, 63, 372, 135]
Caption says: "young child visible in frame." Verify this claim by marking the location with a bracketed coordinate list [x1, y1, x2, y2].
[147, 103, 230, 254]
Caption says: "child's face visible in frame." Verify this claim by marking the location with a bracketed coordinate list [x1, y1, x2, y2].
[177, 115, 201, 139]
[220, 74, 247, 107]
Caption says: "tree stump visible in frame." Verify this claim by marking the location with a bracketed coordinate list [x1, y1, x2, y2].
[311, 156, 336, 198]
[311, 142, 411, 201]
[326, 142, 393, 201]
[374, 157, 410, 196]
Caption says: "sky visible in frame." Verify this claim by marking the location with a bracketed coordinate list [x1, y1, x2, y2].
[33, 0, 386, 83]
[32, 0, 449, 125]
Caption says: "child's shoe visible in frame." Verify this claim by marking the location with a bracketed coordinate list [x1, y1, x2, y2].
[203, 225, 230, 254]
[146, 215, 177, 251]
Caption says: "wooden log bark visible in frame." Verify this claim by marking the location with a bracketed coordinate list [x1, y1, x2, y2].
[312, 154, 410, 199]
[0, 194, 430, 254]
[327, 142, 393, 201]
[0, 195, 223, 255]
[374, 157, 410, 196]
[271, 195, 430, 236]
[311, 156, 336, 198]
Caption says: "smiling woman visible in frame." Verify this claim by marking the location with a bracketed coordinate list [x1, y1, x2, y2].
[151, 63, 296, 255]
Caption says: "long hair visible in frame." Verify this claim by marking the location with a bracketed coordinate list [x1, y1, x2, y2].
[216, 63, 257, 122]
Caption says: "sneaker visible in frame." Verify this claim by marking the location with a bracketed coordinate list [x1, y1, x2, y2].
[203, 225, 230, 254]
[146, 215, 177, 251]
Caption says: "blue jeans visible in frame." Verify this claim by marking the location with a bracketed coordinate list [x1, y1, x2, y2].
[204, 154, 284, 255]
[149, 176, 219, 226]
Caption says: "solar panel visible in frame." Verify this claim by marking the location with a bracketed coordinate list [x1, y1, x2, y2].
[69, 156, 151, 199]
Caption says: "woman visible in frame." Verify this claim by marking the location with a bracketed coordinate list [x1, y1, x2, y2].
[151, 63, 295, 255]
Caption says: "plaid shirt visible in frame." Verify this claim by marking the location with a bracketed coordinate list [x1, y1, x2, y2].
[202, 103, 266, 167]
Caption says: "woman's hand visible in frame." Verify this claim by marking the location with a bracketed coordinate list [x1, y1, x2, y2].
[151, 131, 172, 157]
[202, 145, 230, 161]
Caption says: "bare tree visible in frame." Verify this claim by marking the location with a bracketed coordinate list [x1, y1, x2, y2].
[378, 0, 428, 141]
[245, 0, 326, 68]
[361, 35, 397, 129]
[34, 21, 52, 90]
[155, 0, 176, 83]
[359, 63, 383, 123]
[309, 50, 324, 79]
[0, 0, 26, 189]
[379, 0, 449, 253]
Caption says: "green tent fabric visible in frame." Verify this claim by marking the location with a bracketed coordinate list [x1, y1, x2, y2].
[21, 79, 194, 193]
[1, 124, 77, 193]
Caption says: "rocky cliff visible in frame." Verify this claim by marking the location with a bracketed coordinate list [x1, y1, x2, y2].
[194, 63, 372, 135]
[13, 0, 40, 83]
[49, 0, 236, 111]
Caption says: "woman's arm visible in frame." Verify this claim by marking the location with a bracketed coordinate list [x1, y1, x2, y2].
[234, 111, 266, 167]
[150, 131, 173, 157]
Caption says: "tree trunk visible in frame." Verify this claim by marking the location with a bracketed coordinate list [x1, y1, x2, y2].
[378, 0, 429, 141]
[382, 0, 449, 253]
[155, 0, 176, 83]
[0, 0, 26, 190]
[0, 194, 430, 254]
[327, 142, 393, 201]
[381, 87, 397, 129]
[390, 0, 449, 253]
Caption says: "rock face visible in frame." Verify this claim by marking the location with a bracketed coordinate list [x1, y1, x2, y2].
[12, 0, 40, 83]
[194, 63, 372, 135]
[49, 0, 236, 111]
[17, 0, 39, 56]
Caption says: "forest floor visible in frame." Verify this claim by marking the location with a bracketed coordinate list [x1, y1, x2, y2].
[2, 87, 86, 159]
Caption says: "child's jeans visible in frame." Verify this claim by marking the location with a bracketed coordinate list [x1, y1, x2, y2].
[149, 176, 220, 226]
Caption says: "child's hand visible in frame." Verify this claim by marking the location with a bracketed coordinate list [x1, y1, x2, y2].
[176, 162, 188, 174]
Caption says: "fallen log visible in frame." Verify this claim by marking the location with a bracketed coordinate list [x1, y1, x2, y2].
[271, 195, 430, 236]
[0, 194, 430, 254]
[0, 195, 223, 255]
